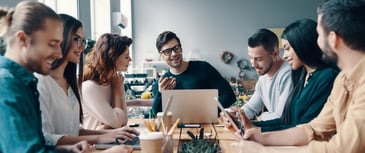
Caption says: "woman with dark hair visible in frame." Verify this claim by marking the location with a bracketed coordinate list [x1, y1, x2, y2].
[36, 14, 137, 150]
[82, 33, 132, 130]
[251, 18, 339, 131]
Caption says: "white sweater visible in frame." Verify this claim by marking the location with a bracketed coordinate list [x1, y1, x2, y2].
[81, 80, 128, 130]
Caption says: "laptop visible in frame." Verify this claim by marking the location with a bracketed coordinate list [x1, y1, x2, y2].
[94, 136, 140, 150]
[161, 89, 219, 124]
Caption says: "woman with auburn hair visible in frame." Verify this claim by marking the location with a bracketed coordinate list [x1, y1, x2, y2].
[82, 33, 132, 130]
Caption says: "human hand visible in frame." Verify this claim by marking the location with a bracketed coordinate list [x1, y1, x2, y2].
[54, 140, 92, 153]
[97, 128, 138, 144]
[111, 72, 125, 88]
[231, 139, 264, 153]
[113, 126, 140, 137]
[219, 108, 238, 131]
[235, 108, 254, 129]
[158, 76, 176, 92]
[101, 145, 133, 153]
[235, 125, 263, 143]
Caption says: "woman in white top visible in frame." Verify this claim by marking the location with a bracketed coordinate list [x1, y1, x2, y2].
[82, 33, 131, 130]
[36, 14, 137, 150]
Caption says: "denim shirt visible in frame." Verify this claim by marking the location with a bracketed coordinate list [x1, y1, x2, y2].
[0, 56, 53, 153]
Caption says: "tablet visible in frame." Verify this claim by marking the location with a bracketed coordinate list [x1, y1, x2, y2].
[214, 97, 240, 131]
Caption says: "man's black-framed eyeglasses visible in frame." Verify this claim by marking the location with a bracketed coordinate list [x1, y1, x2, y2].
[159, 44, 182, 56]
[73, 34, 87, 49]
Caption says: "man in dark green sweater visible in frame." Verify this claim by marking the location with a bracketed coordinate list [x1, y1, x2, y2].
[151, 31, 236, 114]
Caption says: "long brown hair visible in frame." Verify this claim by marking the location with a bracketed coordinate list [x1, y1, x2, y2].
[53, 14, 84, 123]
[83, 33, 132, 85]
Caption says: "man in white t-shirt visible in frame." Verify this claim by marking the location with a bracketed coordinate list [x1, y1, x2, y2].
[241, 29, 292, 121]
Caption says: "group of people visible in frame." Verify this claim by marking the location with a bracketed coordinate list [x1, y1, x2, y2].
[0, 0, 365, 152]
[231, 0, 365, 153]
[0, 1, 137, 153]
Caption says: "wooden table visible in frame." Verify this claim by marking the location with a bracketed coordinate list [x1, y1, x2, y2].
[93, 119, 236, 153]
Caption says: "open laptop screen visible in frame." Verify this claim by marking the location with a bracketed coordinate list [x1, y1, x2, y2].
[161, 89, 218, 124]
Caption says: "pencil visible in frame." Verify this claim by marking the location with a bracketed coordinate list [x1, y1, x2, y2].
[144, 119, 152, 132]
[167, 118, 180, 135]
[160, 118, 167, 135]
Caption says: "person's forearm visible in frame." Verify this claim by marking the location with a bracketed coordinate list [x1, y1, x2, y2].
[113, 85, 127, 109]
[262, 146, 309, 153]
[79, 128, 106, 135]
[261, 127, 308, 146]
[56, 135, 101, 145]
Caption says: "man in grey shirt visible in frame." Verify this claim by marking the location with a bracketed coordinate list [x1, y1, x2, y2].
[242, 29, 293, 121]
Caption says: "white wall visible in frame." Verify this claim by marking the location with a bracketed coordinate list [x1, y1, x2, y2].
[131, 0, 320, 79]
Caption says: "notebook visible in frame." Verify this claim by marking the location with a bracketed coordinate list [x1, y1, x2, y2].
[161, 89, 219, 124]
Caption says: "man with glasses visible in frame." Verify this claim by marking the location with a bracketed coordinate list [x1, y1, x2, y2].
[151, 31, 236, 114]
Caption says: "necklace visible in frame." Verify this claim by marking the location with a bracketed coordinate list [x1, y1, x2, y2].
[304, 69, 316, 87]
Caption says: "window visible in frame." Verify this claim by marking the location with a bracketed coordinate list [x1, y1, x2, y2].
[38, 0, 78, 18]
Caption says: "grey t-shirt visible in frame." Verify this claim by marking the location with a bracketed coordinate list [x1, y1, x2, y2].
[242, 62, 292, 121]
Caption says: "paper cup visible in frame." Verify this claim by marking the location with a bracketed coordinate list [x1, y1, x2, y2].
[139, 132, 164, 153]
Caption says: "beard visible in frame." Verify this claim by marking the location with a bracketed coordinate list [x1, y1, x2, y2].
[255, 60, 273, 76]
[321, 40, 338, 65]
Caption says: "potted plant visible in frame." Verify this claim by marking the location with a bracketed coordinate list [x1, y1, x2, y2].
[178, 128, 220, 153]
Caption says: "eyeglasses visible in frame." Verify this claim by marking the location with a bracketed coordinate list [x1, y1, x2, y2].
[159, 44, 182, 56]
[73, 35, 87, 49]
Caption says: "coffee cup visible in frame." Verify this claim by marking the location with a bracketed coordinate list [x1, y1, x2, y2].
[139, 132, 164, 153]
[139, 132, 173, 153]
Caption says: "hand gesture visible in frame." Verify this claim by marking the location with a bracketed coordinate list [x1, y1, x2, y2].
[158, 76, 176, 92]
[111, 72, 125, 88]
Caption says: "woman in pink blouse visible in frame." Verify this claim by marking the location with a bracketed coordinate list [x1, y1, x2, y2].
[82, 33, 132, 130]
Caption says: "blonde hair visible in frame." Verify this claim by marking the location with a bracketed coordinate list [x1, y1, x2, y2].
[0, 1, 60, 46]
